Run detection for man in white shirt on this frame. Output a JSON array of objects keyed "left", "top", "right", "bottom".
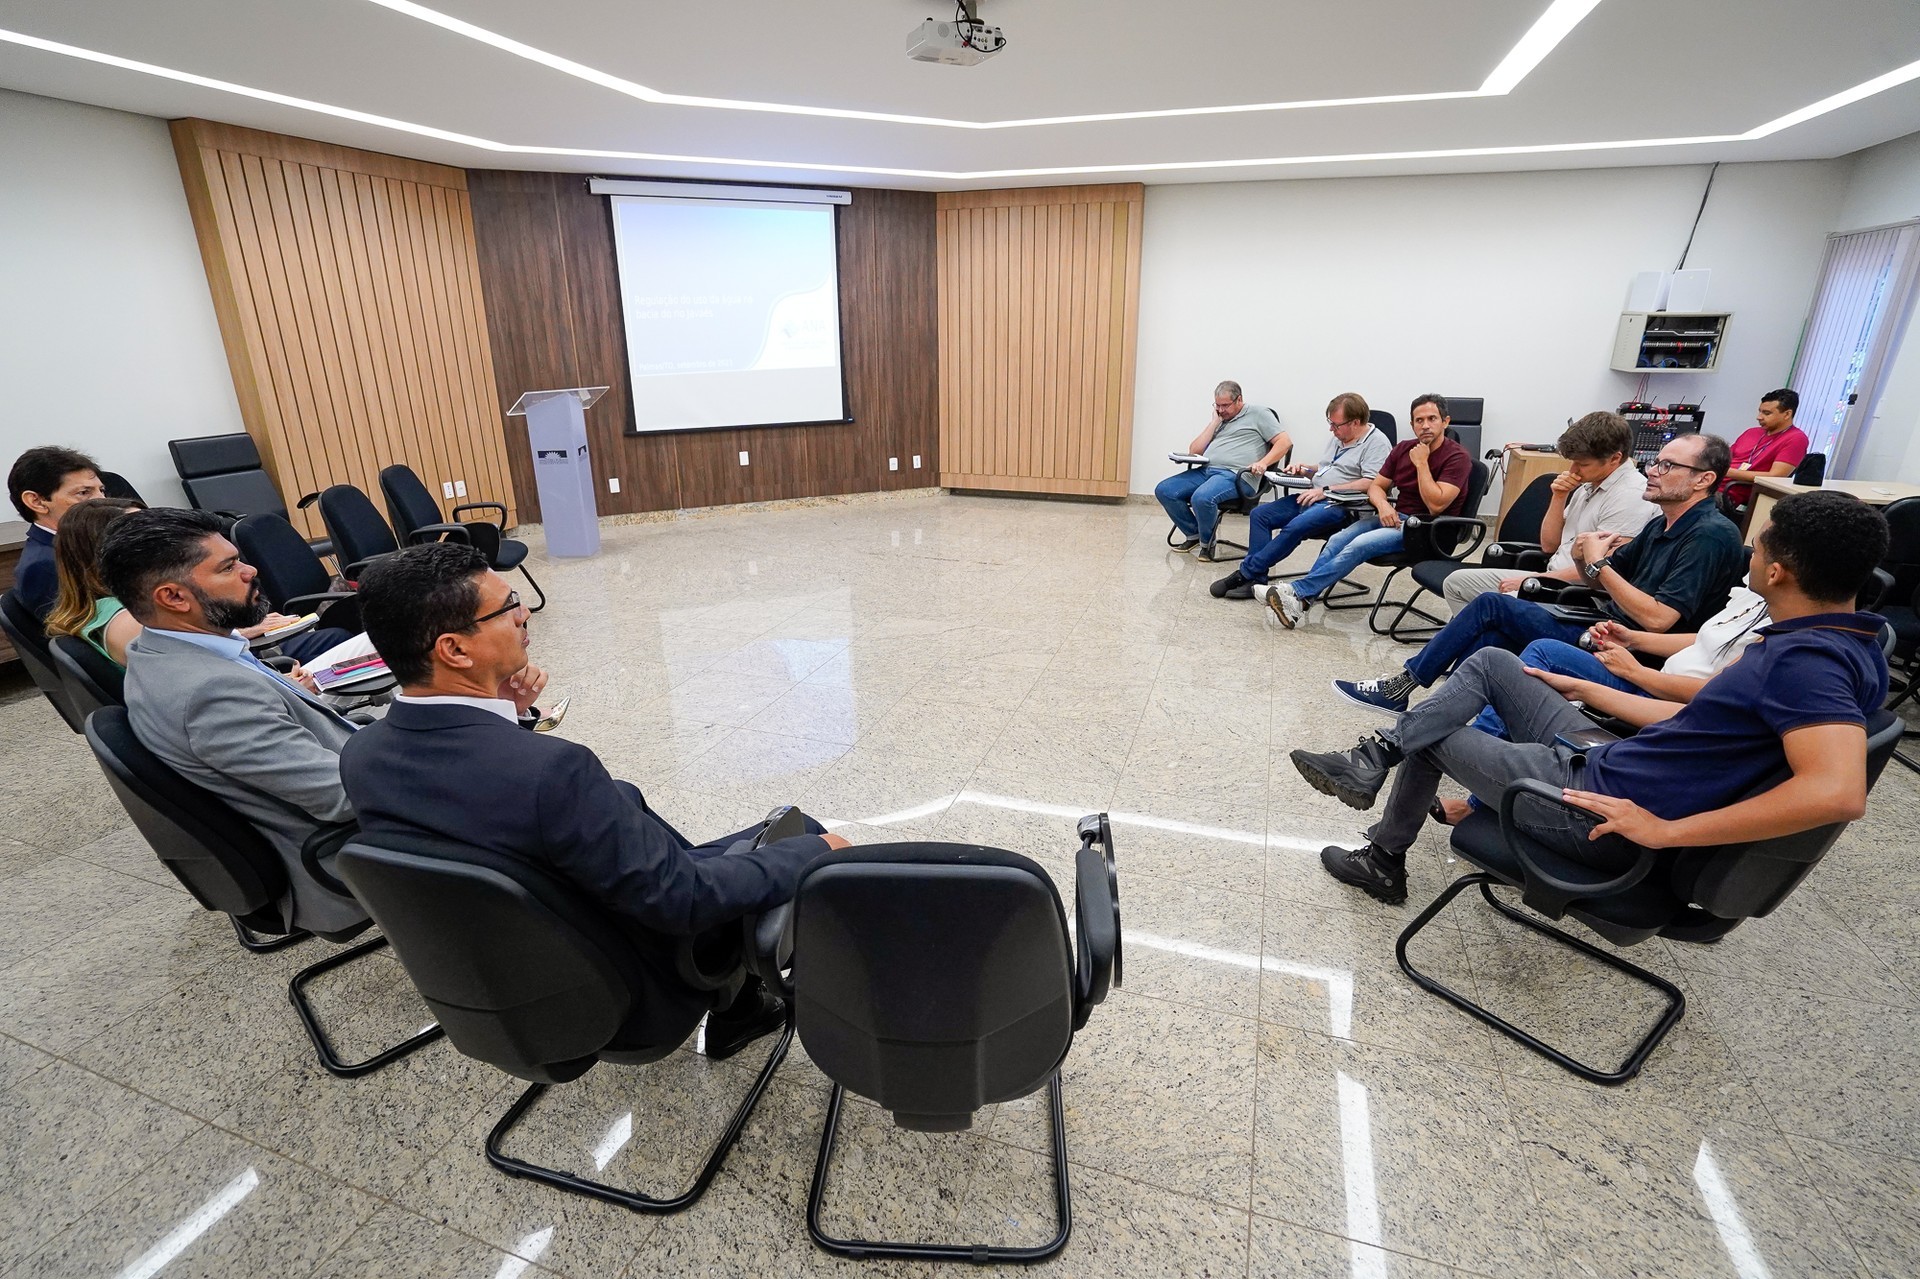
[{"left": 1443, "top": 411, "right": 1659, "bottom": 613}]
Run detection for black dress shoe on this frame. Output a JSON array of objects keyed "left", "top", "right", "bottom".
[
  {"left": 1290, "top": 733, "right": 1403, "bottom": 811},
  {"left": 1196, "top": 542, "right": 1221, "bottom": 562},
  {"left": 1319, "top": 843, "right": 1408, "bottom": 905},
  {"left": 1209, "top": 570, "right": 1250, "bottom": 598},
  {"left": 1222, "top": 580, "right": 1257, "bottom": 600},
  {"left": 704, "top": 988, "right": 788, "bottom": 1060}
]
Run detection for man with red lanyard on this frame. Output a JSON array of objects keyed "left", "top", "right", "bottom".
[{"left": 1722, "top": 389, "right": 1810, "bottom": 511}]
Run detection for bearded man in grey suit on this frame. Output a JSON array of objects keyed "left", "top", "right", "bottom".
[{"left": 99, "top": 508, "right": 547, "bottom": 935}]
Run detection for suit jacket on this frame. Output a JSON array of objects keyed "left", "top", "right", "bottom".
[
  {"left": 124, "top": 628, "right": 365, "bottom": 934},
  {"left": 16, "top": 524, "right": 56, "bottom": 618},
  {"left": 340, "top": 700, "right": 830, "bottom": 939}
]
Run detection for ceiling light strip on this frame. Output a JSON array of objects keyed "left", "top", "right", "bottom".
[
  {"left": 361, "top": 0, "right": 1584, "bottom": 130},
  {"left": 1, "top": 27, "right": 1914, "bottom": 182}
]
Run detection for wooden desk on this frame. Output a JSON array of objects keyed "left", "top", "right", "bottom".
[
  {"left": 1496, "top": 449, "right": 1565, "bottom": 526},
  {"left": 1745, "top": 477, "right": 1920, "bottom": 546},
  {"left": 0, "top": 521, "right": 28, "bottom": 666}
]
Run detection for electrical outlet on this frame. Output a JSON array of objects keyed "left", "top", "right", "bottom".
[
  {"left": 889, "top": 457, "right": 899, "bottom": 471},
  {"left": 912, "top": 455, "right": 922, "bottom": 469},
  {"left": 454, "top": 480, "right": 467, "bottom": 497},
  {"left": 441, "top": 481, "right": 455, "bottom": 500},
  {"left": 608, "top": 477, "right": 621, "bottom": 493},
  {"left": 739, "top": 450, "right": 750, "bottom": 466}
]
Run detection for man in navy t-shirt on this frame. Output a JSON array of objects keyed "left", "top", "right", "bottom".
[{"left": 1284, "top": 489, "right": 1888, "bottom": 905}]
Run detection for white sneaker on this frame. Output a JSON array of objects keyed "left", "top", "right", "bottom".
[{"left": 1264, "top": 582, "right": 1304, "bottom": 628}]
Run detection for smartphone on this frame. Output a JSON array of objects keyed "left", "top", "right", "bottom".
[{"left": 1553, "top": 726, "right": 1618, "bottom": 753}]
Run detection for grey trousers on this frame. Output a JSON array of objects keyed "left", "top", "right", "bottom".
[
  {"left": 1442, "top": 566, "right": 1513, "bottom": 614},
  {"left": 1366, "top": 648, "right": 1639, "bottom": 873}
]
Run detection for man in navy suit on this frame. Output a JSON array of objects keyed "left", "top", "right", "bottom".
[
  {"left": 340, "top": 542, "right": 847, "bottom": 1060},
  {"left": 8, "top": 445, "right": 105, "bottom": 618}
]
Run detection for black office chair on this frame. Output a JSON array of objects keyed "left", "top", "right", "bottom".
[
  {"left": 1163, "top": 452, "right": 1288, "bottom": 561},
  {"left": 0, "top": 589, "right": 82, "bottom": 732},
  {"left": 171, "top": 433, "right": 331, "bottom": 561},
  {"left": 1791, "top": 453, "right": 1827, "bottom": 487},
  {"left": 83, "top": 707, "right": 443, "bottom": 1074},
  {"left": 49, "top": 635, "right": 124, "bottom": 722},
  {"left": 334, "top": 821, "right": 797, "bottom": 1214},
  {"left": 1372, "top": 468, "right": 1554, "bottom": 642},
  {"left": 1397, "top": 710, "right": 1903, "bottom": 1085},
  {"left": 1310, "top": 458, "right": 1490, "bottom": 625},
  {"left": 296, "top": 483, "right": 412, "bottom": 582},
  {"left": 769, "top": 814, "right": 1121, "bottom": 1264},
  {"left": 380, "top": 465, "right": 545, "bottom": 611},
  {"left": 1368, "top": 409, "right": 1397, "bottom": 444},
  {"left": 99, "top": 471, "right": 145, "bottom": 504},
  {"left": 230, "top": 513, "right": 362, "bottom": 636}
]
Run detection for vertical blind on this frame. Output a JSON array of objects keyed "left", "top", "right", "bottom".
[{"left": 1788, "top": 223, "right": 1920, "bottom": 472}]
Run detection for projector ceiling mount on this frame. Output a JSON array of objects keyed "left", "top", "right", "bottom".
[{"left": 907, "top": 0, "right": 1007, "bottom": 67}]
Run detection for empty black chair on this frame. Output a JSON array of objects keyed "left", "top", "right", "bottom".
[
  {"left": 335, "top": 824, "right": 794, "bottom": 1214},
  {"left": 0, "top": 589, "right": 82, "bottom": 732},
  {"left": 1398, "top": 710, "right": 1903, "bottom": 1085},
  {"left": 83, "top": 706, "right": 442, "bottom": 1076},
  {"left": 171, "top": 432, "right": 330, "bottom": 560},
  {"left": 1791, "top": 452, "right": 1827, "bottom": 487},
  {"left": 49, "top": 635, "right": 124, "bottom": 722},
  {"left": 98, "top": 471, "right": 145, "bottom": 504},
  {"left": 777, "top": 815, "right": 1121, "bottom": 1263},
  {"left": 1369, "top": 409, "right": 1397, "bottom": 443},
  {"left": 1373, "top": 468, "right": 1554, "bottom": 642},
  {"left": 299, "top": 484, "right": 406, "bottom": 581},
  {"left": 230, "top": 513, "right": 361, "bottom": 636},
  {"left": 380, "top": 465, "right": 545, "bottom": 611}
]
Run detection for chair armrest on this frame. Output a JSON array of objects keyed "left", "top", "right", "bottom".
[
  {"left": 1425, "top": 515, "right": 1489, "bottom": 563},
  {"left": 300, "top": 820, "right": 359, "bottom": 899},
  {"left": 406, "top": 523, "right": 471, "bottom": 545},
  {"left": 1496, "top": 779, "right": 1660, "bottom": 915},
  {"left": 261, "top": 654, "right": 300, "bottom": 673},
  {"left": 740, "top": 805, "right": 809, "bottom": 995},
  {"left": 342, "top": 553, "right": 396, "bottom": 582},
  {"left": 452, "top": 501, "right": 508, "bottom": 527},
  {"left": 1072, "top": 813, "right": 1122, "bottom": 1026},
  {"left": 1483, "top": 543, "right": 1551, "bottom": 571},
  {"left": 285, "top": 590, "right": 363, "bottom": 636},
  {"left": 283, "top": 590, "right": 357, "bottom": 612}
]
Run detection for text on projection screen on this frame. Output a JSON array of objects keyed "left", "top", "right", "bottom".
[{"left": 608, "top": 196, "right": 848, "bottom": 432}]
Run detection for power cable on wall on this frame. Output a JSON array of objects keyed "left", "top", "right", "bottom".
[{"left": 1676, "top": 162, "right": 1719, "bottom": 271}]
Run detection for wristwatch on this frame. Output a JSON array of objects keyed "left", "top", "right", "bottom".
[{"left": 1583, "top": 556, "right": 1611, "bottom": 582}]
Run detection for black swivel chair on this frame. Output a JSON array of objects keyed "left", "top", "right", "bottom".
[
  {"left": 83, "top": 707, "right": 445, "bottom": 1076},
  {"left": 1164, "top": 453, "right": 1288, "bottom": 561},
  {"left": 1372, "top": 469, "right": 1556, "bottom": 642},
  {"left": 1398, "top": 710, "right": 1903, "bottom": 1085},
  {"left": 171, "top": 432, "right": 331, "bottom": 560},
  {"left": 380, "top": 465, "right": 545, "bottom": 611},
  {"left": 230, "top": 513, "right": 362, "bottom": 636},
  {"left": 334, "top": 820, "right": 800, "bottom": 1214},
  {"left": 772, "top": 814, "right": 1122, "bottom": 1263},
  {"left": 0, "top": 589, "right": 82, "bottom": 732},
  {"left": 49, "top": 635, "right": 124, "bottom": 723}
]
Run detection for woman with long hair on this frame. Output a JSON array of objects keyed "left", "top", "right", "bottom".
[{"left": 43, "top": 496, "right": 144, "bottom": 666}]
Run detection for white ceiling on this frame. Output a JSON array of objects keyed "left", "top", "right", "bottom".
[{"left": 2, "top": 0, "right": 1918, "bottom": 188}]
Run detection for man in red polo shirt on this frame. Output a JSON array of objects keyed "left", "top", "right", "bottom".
[{"left": 1722, "top": 389, "right": 1810, "bottom": 510}]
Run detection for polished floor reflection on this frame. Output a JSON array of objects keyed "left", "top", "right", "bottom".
[{"left": 2, "top": 491, "right": 1917, "bottom": 1277}]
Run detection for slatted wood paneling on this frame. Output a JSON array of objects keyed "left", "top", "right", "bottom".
[
  {"left": 937, "top": 185, "right": 1143, "bottom": 497},
  {"left": 171, "top": 120, "right": 516, "bottom": 538},
  {"left": 466, "top": 174, "right": 937, "bottom": 521}
]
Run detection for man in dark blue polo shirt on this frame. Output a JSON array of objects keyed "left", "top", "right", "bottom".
[
  {"left": 7, "top": 446, "right": 105, "bottom": 619},
  {"left": 1287, "top": 489, "right": 1888, "bottom": 904},
  {"left": 1332, "top": 432, "right": 1746, "bottom": 715}
]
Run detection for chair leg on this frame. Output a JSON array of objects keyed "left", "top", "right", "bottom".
[
  {"left": 232, "top": 916, "right": 310, "bottom": 953},
  {"left": 807, "top": 1070, "right": 1071, "bottom": 1264},
  {"left": 288, "top": 935, "right": 448, "bottom": 1078},
  {"left": 517, "top": 563, "right": 547, "bottom": 613},
  {"left": 1373, "top": 583, "right": 1451, "bottom": 643},
  {"left": 487, "top": 1020, "right": 793, "bottom": 1213},
  {"left": 1395, "top": 873, "right": 1686, "bottom": 1086}
]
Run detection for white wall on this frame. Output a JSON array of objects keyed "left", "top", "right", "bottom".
[
  {"left": 0, "top": 89, "right": 242, "bottom": 510},
  {"left": 1130, "top": 160, "right": 1851, "bottom": 499},
  {"left": 1834, "top": 130, "right": 1920, "bottom": 233}
]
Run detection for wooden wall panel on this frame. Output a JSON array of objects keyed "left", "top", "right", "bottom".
[
  {"left": 936, "top": 185, "right": 1142, "bottom": 497},
  {"left": 467, "top": 175, "right": 937, "bottom": 522},
  {"left": 171, "top": 120, "right": 516, "bottom": 538}
]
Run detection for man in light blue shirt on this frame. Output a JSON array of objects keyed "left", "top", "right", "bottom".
[{"left": 1155, "top": 381, "right": 1292, "bottom": 561}]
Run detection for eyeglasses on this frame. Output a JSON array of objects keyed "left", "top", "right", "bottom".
[
  {"left": 1326, "top": 418, "right": 1351, "bottom": 429},
  {"left": 1645, "top": 459, "right": 1708, "bottom": 476},
  {"left": 467, "top": 590, "right": 522, "bottom": 629}
]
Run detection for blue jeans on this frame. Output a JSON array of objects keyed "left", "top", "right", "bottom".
[
  {"left": 1242, "top": 497, "right": 1353, "bottom": 580},
  {"left": 1404, "top": 591, "right": 1587, "bottom": 687},
  {"left": 1469, "top": 638, "right": 1641, "bottom": 737},
  {"left": 1156, "top": 467, "right": 1252, "bottom": 542},
  {"left": 1292, "top": 516, "right": 1404, "bottom": 601}
]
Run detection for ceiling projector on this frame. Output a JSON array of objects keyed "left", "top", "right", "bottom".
[{"left": 908, "top": 2, "right": 1006, "bottom": 66}]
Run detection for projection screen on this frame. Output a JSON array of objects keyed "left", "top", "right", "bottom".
[{"left": 604, "top": 192, "right": 849, "bottom": 433}]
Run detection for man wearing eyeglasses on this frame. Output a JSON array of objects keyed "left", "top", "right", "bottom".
[
  {"left": 340, "top": 543, "right": 849, "bottom": 1062},
  {"left": 1331, "top": 433, "right": 1747, "bottom": 715}
]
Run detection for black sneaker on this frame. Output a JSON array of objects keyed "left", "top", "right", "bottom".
[
  {"left": 1209, "top": 570, "right": 1251, "bottom": 599},
  {"left": 704, "top": 988, "right": 789, "bottom": 1060},
  {"left": 1196, "top": 542, "right": 1222, "bottom": 562},
  {"left": 1319, "top": 843, "right": 1408, "bottom": 905},
  {"left": 1290, "top": 732, "right": 1403, "bottom": 810},
  {"left": 1171, "top": 535, "right": 1201, "bottom": 553}
]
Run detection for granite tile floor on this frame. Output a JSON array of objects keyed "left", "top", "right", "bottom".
[{"left": 2, "top": 490, "right": 1918, "bottom": 1277}]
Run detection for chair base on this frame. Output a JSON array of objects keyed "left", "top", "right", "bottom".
[
  {"left": 807, "top": 1071, "right": 1071, "bottom": 1264},
  {"left": 288, "top": 935, "right": 447, "bottom": 1078},
  {"left": 486, "top": 1020, "right": 792, "bottom": 1213},
  {"left": 1301, "top": 576, "right": 1372, "bottom": 609},
  {"left": 1396, "top": 873, "right": 1686, "bottom": 1086},
  {"left": 232, "top": 917, "right": 310, "bottom": 953},
  {"left": 1368, "top": 578, "right": 1450, "bottom": 643}
]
